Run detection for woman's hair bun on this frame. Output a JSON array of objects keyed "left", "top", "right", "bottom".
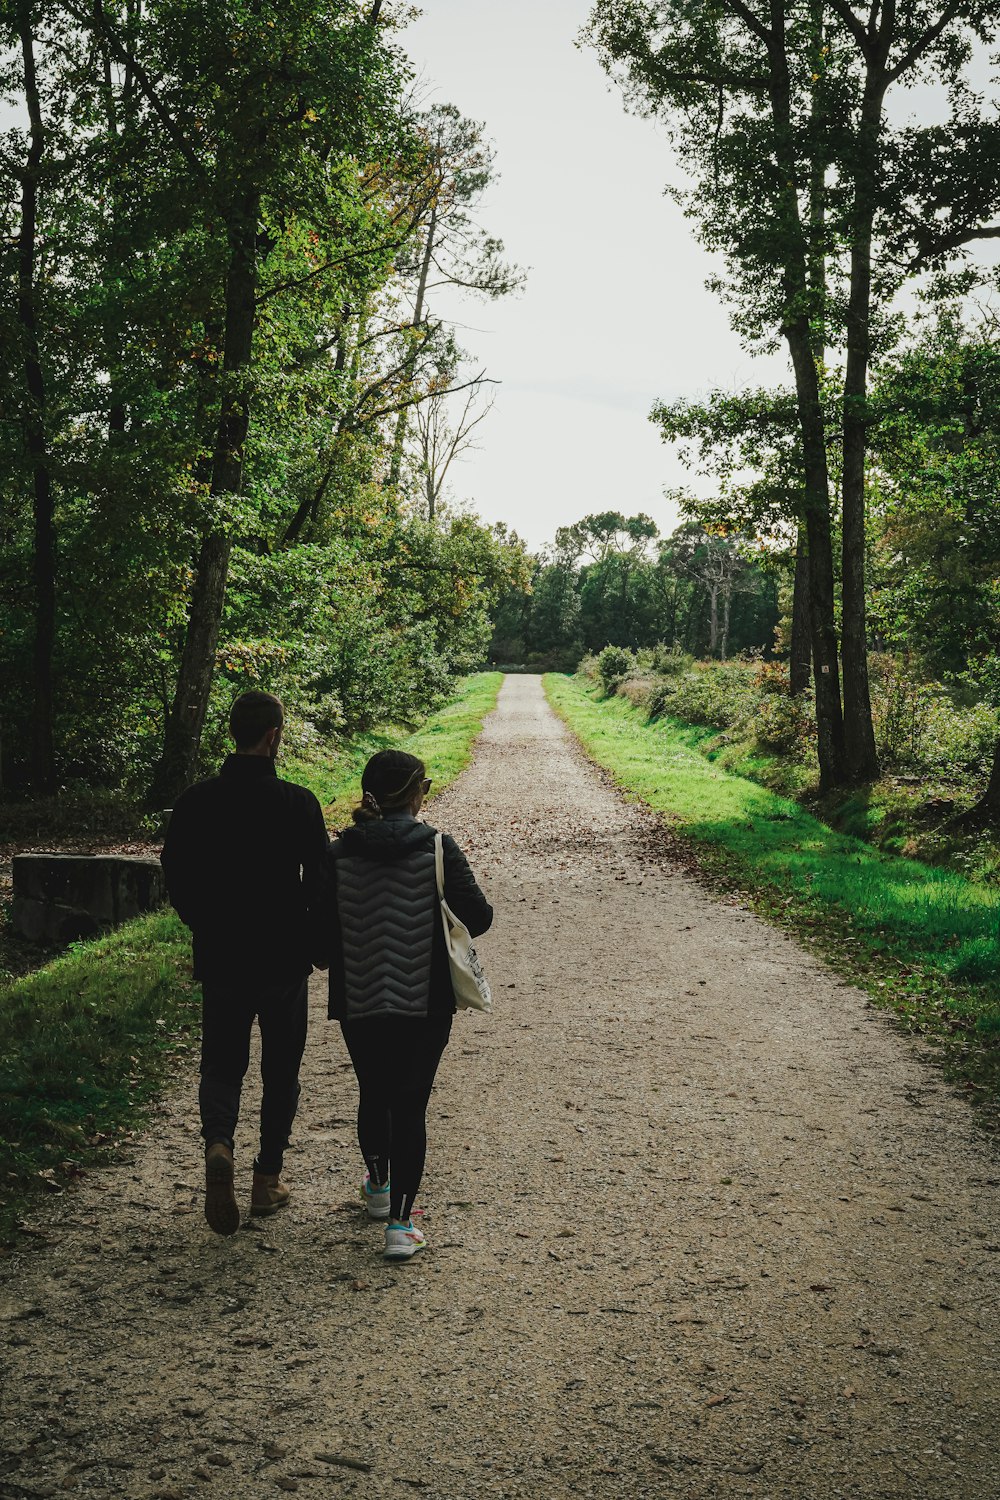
[{"left": 351, "top": 748, "right": 426, "bottom": 825}]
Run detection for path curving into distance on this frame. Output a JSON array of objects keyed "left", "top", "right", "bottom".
[{"left": 2, "top": 674, "right": 999, "bottom": 1499}]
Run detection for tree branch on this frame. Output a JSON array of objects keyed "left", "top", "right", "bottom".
[
  {"left": 719, "top": 0, "right": 773, "bottom": 45},
  {"left": 908, "top": 220, "right": 1000, "bottom": 270},
  {"left": 649, "top": 64, "right": 770, "bottom": 93},
  {"left": 886, "top": 0, "right": 965, "bottom": 83},
  {"left": 825, "top": 0, "right": 874, "bottom": 52},
  {"left": 257, "top": 232, "right": 414, "bottom": 304},
  {"left": 56, "top": 0, "right": 205, "bottom": 176},
  {"left": 353, "top": 373, "right": 498, "bottom": 430}
]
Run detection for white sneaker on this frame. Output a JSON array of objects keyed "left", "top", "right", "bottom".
[
  {"left": 361, "top": 1172, "right": 390, "bottom": 1221},
  {"left": 384, "top": 1219, "right": 426, "bottom": 1260}
]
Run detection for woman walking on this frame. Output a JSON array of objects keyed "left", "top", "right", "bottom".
[{"left": 325, "top": 749, "right": 493, "bottom": 1259}]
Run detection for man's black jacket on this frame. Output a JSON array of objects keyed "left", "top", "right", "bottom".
[{"left": 160, "top": 754, "right": 329, "bottom": 987}]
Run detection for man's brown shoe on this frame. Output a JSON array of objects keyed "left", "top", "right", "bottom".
[
  {"left": 204, "top": 1142, "right": 240, "bottom": 1236},
  {"left": 251, "top": 1171, "right": 290, "bottom": 1216}
]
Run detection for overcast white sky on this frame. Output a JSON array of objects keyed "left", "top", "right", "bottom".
[
  {"left": 401, "top": 4, "right": 1000, "bottom": 551},
  {"left": 400, "top": 0, "right": 789, "bottom": 550}
]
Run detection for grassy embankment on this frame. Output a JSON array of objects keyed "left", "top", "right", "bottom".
[
  {"left": 546, "top": 672, "right": 1000, "bottom": 1114},
  {"left": 0, "top": 672, "right": 503, "bottom": 1241}
]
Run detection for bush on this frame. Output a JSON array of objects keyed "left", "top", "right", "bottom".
[
  {"left": 618, "top": 674, "right": 658, "bottom": 709},
  {"left": 870, "top": 655, "right": 937, "bottom": 768},
  {"left": 870, "top": 655, "right": 1000, "bottom": 776},
  {"left": 596, "top": 645, "right": 634, "bottom": 696},
  {"left": 754, "top": 690, "right": 816, "bottom": 756},
  {"left": 660, "top": 661, "right": 759, "bottom": 731},
  {"left": 650, "top": 644, "right": 695, "bottom": 677}
]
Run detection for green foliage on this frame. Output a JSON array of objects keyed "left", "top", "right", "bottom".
[
  {"left": 867, "top": 321, "right": 1000, "bottom": 682},
  {"left": 0, "top": 2, "right": 525, "bottom": 798},
  {"left": 596, "top": 645, "right": 634, "bottom": 696},
  {"left": 643, "top": 659, "right": 760, "bottom": 732},
  {"left": 868, "top": 656, "right": 1000, "bottom": 780},
  {"left": 647, "top": 644, "right": 694, "bottom": 677},
  {"left": 547, "top": 672, "right": 1000, "bottom": 1110}
]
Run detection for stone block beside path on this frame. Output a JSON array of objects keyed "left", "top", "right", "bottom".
[{"left": 12, "top": 853, "right": 166, "bottom": 945}]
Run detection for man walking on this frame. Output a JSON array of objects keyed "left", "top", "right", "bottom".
[{"left": 161, "top": 691, "right": 329, "bottom": 1235}]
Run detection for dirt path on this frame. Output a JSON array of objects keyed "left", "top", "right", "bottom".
[{"left": 2, "top": 674, "right": 999, "bottom": 1500}]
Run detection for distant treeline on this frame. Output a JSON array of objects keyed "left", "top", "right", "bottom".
[{"left": 489, "top": 513, "right": 780, "bottom": 671}]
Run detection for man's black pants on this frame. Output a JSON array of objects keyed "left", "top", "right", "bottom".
[{"left": 199, "top": 976, "right": 309, "bottom": 1175}]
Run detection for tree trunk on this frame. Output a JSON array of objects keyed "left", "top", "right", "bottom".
[
  {"left": 792, "top": 7, "right": 821, "bottom": 702},
  {"left": 95, "top": 0, "right": 129, "bottom": 441},
  {"left": 707, "top": 583, "right": 719, "bottom": 656},
  {"left": 148, "top": 189, "right": 259, "bottom": 805},
  {"left": 789, "top": 527, "right": 811, "bottom": 693},
  {"left": 840, "top": 76, "right": 884, "bottom": 784},
  {"left": 768, "top": 25, "right": 844, "bottom": 789},
  {"left": 388, "top": 200, "right": 437, "bottom": 490},
  {"left": 954, "top": 736, "right": 1000, "bottom": 828},
  {"left": 785, "top": 322, "right": 845, "bottom": 790},
  {"left": 17, "top": 4, "right": 56, "bottom": 793},
  {"left": 682, "top": 585, "right": 702, "bottom": 652},
  {"left": 720, "top": 582, "right": 733, "bottom": 661}
]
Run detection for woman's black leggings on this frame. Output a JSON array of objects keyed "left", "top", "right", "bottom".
[{"left": 340, "top": 1014, "right": 453, "bottom": 1222}]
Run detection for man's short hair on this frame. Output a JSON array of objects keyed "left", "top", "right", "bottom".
[{"left": 229, "top": 691, "right": 284, "bottom": 750}]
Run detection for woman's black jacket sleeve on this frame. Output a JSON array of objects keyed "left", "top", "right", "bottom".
[{"left": 441, "top": 832, "right": 493, "bottom": 938}]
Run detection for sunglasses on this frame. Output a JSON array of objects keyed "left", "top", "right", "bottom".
[{"left": 421, "top": 778, "right": 432, "bottom": 793}]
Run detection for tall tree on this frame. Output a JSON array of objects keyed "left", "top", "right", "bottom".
[
  {"left": 75, "top": 0, "right": 412, "bottom": 803},
  {"left": 654, "top": 387, "right": 810, "bottom": 678},
  {"left": 8, "top": 2, "right": 56, "bottom": 790},
  {"left": 385, "top": 104, "right": 521, "bottom": 491},
  {"left": 585, "top": 0, "right": 1000, "bottom": 788},
  {"left": 408, "top": 378, "right": 495, "bottom": 520},
  {"left": 670, "top": 522, "right": 750, "bottom": 658}
]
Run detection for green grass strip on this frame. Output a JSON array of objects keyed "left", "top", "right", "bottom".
[
  {"left": 282, "top": 671, "right": 503, "bottom": 826},
  {"left": 546, "top": 673, "right": 1000, "bottom": 1107},
  {"left": 0, "top": 673, "right": 502, "bottom": 1239},
  {"left": 0, "top": 910, "right": 197, "bottom": 1240}
]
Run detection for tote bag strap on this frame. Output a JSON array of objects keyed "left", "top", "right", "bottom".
[{"left": 434, "top": 831, "right": 445, "bottom": 899}]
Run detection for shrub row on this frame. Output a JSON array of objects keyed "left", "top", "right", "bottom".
[{"left": 584, "top": 647, "right": 1000, "bottom": 786}]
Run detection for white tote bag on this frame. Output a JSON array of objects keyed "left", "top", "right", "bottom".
[{"left": 434, "top": 833, "right": 492, "bottom": 1013}]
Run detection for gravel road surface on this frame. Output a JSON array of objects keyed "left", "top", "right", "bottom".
[{"left": 2, "top": 674, "right": 999, "bottom": 1500}]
